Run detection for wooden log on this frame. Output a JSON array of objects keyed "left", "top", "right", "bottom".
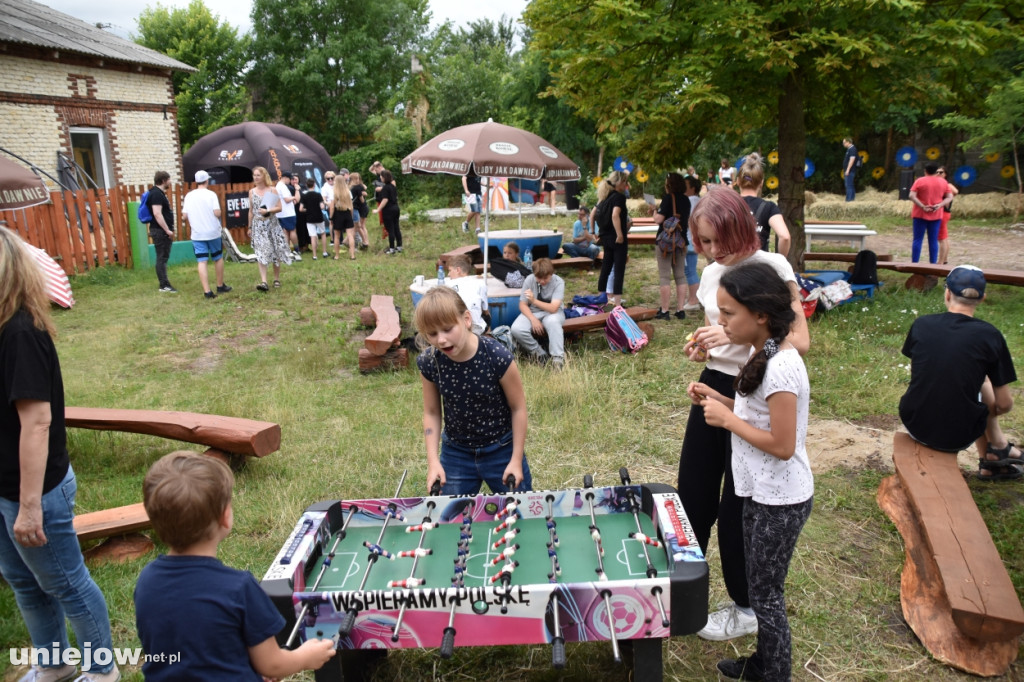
[
  {"left": 804, "top": 251, "right": 894, "bottom": 263},
  {"left": 82, "top": 534, "right": 154, "bottom": 565},
  {"left": 890, "top": 432, "right": 1024, "bottom": 642},
  {"left": 358, "top": 347, "right": 409, "bottom": 373},
  {"left": 364, "top": 294, "right": 401, "bottom": 356},
  {"left": 65, "top": 407, "right": 281, "bottom": 457},
  {"left": 877, "top": 474, "right": 1019, "bottom": 676},
  {"left": 562, "top": 307, "right": 658, "bottom": 335},
  {"left": 877, "top": 262, "right": 1024, "bottom": 288},
  {"left": 359, "top": 306, "right": 376, "bottom": 327},
  {"left": 74, "top": 503, "right": 151, "bottom": 541},
  {"left": 637, "top": 322, "right": 655, "bottom": 341}
]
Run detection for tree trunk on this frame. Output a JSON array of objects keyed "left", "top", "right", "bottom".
[{"left": 777, "top": 71, "right": 807, "bottom": 271}]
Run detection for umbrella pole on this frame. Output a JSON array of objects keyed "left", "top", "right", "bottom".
[
  {"left": 483, "top": 177, "right": 490, "bottom": 281},
  {"left": 517, "top": 179, "right": 523, "bottom": 233}
]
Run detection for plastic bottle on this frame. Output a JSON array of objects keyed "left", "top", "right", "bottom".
[
  {"left": 523, "top": 247, "right": 533, "bottom": 269},
  {"left": 437, "top": 263, "right": 446, "bottom": 287}
]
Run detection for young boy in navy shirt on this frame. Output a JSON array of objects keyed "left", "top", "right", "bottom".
[{"left": 134, "top": 451, "right": 335, "bottom": 680}]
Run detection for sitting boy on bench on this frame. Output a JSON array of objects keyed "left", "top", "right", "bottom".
[
  {"left": 898, "top": 265, "right": 1021, "bottom": 480},
  {"left": 511, "top": 258, "right": 565, "bottom": 370},
  {"left": 445, "top": 254, "right": 489, "bottom": 335}
]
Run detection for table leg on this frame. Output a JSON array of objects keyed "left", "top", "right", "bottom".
[{"left": 621, "top": 638, "right": 663, "bottom": 682}]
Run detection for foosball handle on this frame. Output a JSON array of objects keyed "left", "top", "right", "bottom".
[
  {"left": 583, "top": 473, "right": 594, "bottom": 488},
  {"left": 505, "top": 474, "right": 517, "bottom": 491},
  {"left": 339, "top": 609, "right": 356, "bottom": 636},
  {"left": 551, "top": 636, "right": 566, "bottom": 669},
  {"left": 440, "top": 627, "right": 456, "bottom": 659},
  {"left": 619, "top": 467, "right": 631, "bottom": 485},
  {"left": 430, "top": 479, "right": 442, "bottom": 496}
]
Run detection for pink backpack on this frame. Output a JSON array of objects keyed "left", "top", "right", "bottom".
[{"left": 605, "top": 306, "right": 648, "bottom": 353}]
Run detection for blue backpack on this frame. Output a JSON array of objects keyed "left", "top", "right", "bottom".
[{"left": 137, "top": 190, "right": 153, "bottom": 223}]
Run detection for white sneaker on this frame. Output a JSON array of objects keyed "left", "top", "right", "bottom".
[
  {"left": 18, "top": 665, "right": 77, "bottom": 682},
  {"left": 683, "top": 302, "right": 703, "bottom": 312},
  {"left": 462, "top": 221, "right": 469, "bottom": 233},
  {"left": 73, "top": 669, "right": 120, "bottom": 682},
  {"left": 696, "top": 602, "right": 757, "bottom": 641}
]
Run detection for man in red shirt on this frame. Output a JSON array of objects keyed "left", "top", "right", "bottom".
[{"left": 908, "top": 163, "right": 952, "bottom": 263}]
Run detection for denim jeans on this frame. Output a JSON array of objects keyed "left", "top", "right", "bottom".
[
  {"left": 150, "top": 228, "right": 172, "bottom": 288},
  {"left": 844, "top": 171, "right": 856, "bottom": 201},
  {"left": 0, "top": 467, "right": 115, "bottom": 673},
  {"left": 911, "top": 217, "right": 941, "bottom": 263},
  {"left": 440, "top": 431, "right": 532, "bottom": 495},
  {"left": 562, "top": 242, "right": 600, "bottom": 259}
]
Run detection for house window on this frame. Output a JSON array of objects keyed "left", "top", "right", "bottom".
[{"left": 70, "top": 128, "right": 112, "bottom": 188}]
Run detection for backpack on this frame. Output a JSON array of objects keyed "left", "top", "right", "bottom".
[
  {"left": 655, "top": 194, "right": 687, "bottom": 263},
  {"left": 751, "top": 198, "right": 775, "bottom": 252},
  {"left": 490, "top": 325, "right": 516, "bottom": 355},
  {"left": 854, "top": 150, "right": 864, "bottom": 169},
  {"left": 605, "top": 305, "right": 648, "bottom": 354},
  {"left": 487, "top": 257, "right": 530, "bottom": 283},
  {"left": 850, "top": 249, "right": 879, "bottom": 285},
  {"left": 137, "top": 190, "right": 153, "bottom": 223}
]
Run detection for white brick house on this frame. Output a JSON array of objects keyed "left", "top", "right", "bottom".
[{"left": 0, "top": 0, "right": 195, "bottom": 188}]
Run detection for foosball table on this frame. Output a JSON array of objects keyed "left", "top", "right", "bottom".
[{"left": 261, "top": 470, "right": 708, "bottom": 681}]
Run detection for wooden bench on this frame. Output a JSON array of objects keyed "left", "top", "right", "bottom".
[
  {"left": 875, "top": 262, "right": 1024, "bottom": 288},
  {"left": 804, "top": 222, "right": 877, "bottom": 252},
  {"left": 66, "top": 407, "right": 282, "bottom": 561},
  {"left": 358, "top": 294, "right": 408, "bottom": 372},
  {"left": 473, "top": 257, "right": 595, "bottom": 274},
  {"left": 66, "top": 407, "right": 282, "bottom": 459},
  {"left": 877, "top": 433, "right": 1024, "bottom": 676},
  {"left": 804, "top": 251, "right": 893, "bottom": 263},
  {"left": 562, "top": 306, "right": 658, "bottom": 335}
]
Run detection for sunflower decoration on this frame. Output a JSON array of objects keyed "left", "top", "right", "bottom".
[
  {"left": 985, "top": 152, "right": 1001, "bottom": 163},
  {"left": 765, "top": 176, "right": 779, "bottom": 190},
  {"left": 871, "top": 166, "right": 885, "bottom": 180},
  {"left": 767, "top": 151, "right": 779, "bottom": 165},
  {"left": 925, "top": 147, "right": 940, "bottom": 160},
  {"left": 1001, "top": 165, "right": 1015, "bottom": 179},
  {"left": 858, "top": 150, "right": 869, "bottom": 166},
  {"left": 636, "top": 169, "right": 649, "bottom": 183},
  {"left": 592, "top": 176, "right": 603, "bottom": 187}
]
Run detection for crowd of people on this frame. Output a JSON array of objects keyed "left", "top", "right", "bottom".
[{"left": 3, "top": 141, "right": 1015, "bottom": 681}]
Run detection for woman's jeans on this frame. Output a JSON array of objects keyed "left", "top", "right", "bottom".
[{"left": 0, "top": 467, "right": 115, "bottom": 672}]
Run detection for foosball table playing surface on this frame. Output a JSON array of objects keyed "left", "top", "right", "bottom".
[{"left": 261, "top": 473, "right": 708, "bottom": 681}]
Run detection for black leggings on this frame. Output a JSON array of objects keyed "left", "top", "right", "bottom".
[
  {"left": 745, "top": 497, "right": 812, "bottom": 681},
  {"left": 383, "top": 210, "right": 401, "bottom": 248},
  {"left": 677, "top": 367, "right": 749, "bottom": 608},
  {"left": 597, "top": 236, "right": 628, "bottom": 295}
]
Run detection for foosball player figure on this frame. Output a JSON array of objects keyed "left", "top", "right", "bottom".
[
  {"left": 134, "top": 451, "right": 336, "bottom": 680},
  {"left": 415, "top": 286, "right": 532, "bottom": 495}
]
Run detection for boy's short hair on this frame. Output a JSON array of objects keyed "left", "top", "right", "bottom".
[
  {"left": 447, "top": 254, "right": 473, "bottom": 276},
  {"left": 306, "top": 178, "right": 316, "bottom": 188},
  {"left": 532, "top": 257, "right": 554, "bottom": 279},
  {"left": 143, "top": 451, "right": 234, "bottom": 551}
]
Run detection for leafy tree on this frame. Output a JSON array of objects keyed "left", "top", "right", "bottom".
[
  {"left": 525, "top": 0, "right": 1020, "bottom": 266},
  {"left": 135, "top": 0, "right": 251, "bottom": 151},
  {"left": 248, "top": 0, "right": 429, "bottom": 153}
]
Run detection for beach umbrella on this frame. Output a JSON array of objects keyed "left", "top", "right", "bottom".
[
  {"left": 401, "top": 119, "right": 580, "bottom": 277},
  {"left": 0, "top": 157, "right": 49, "bottom": 211}
]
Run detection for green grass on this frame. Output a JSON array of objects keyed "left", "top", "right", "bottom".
[{"left": 2, "top": 211, "right": 1023, "bottom": 681}]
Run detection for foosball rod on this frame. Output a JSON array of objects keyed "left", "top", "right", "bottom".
[
  {"left": 621, "top": 468, "right": 670, "bottom": 627},
  {"left": 582, "top": 476, "right": 607, "bottom": 579},
  {"left": 440, "top": 501, "right": 475, "bottom": 659},
  {"left": 285, "top": 504, "right": 359, "bottom": 647},
  {"left": 601, "top": 589, "right": 622, "bottom": 663},
  {"left": 551, "top": 595, "right": 566, "bottom": 669},
  {"left": 391, "top": 500, "right": 437, "bottom": 642},
  {"left": 341, "top": 471, "right": 409, "bottom": 634},
  {"left": 624, "top": 486, "right": 658, "bottom": 578}
]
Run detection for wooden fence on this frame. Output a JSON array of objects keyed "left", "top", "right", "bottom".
[{"left": 6, "top": 183, "right": 255, "bottom": 276}]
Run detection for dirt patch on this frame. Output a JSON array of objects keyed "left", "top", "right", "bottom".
[{"left": 865, "top": 223, "right": 1024, "bottom": 271}]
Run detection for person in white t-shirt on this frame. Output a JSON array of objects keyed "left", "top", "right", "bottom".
[
  {"left": 276, "top": 172, "right": 300, "bottom": 258},
  {"left": 678, "top": 187, "right": 809, "bottom": 645},
  {"left": 445, "top": 255, "right": 488, "bottom": 335},
  {"left": 182, "top": 170, "right": 231, "bottom": 298}
]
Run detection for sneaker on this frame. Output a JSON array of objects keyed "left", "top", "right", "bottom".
[
  {"left": 203, "top": 291, "right": 216, "bottom": 299},
  {"left": 475, "top": 227, "right": 482, "bottom": 234},
  {"left": 396, "top": 247, "right": 403, "bottom": 253},
  {"left": 716, "top": 656, "right": 764, "bottom": 681},
  {"left": 551, "top": 357, "right": 564, "bottom": 371},
  {"left": 158, "top": 286, "right": 178, "bottom": 293},
  {"left": 73, "top": 668, "right": 120, "bottom": 682},
  {"left": 462, "top": 221, "right": 469, "bottom": 233},
  {"left": 216, "top": 284, "right": 232, "bottom": 293},
  {"left": 683, "top": 302, "right": 703, "bottom": 312},
  {"left": 698, "top": 602, "right": 757, "bottom": 641},
  {"left": 292, "top": 252, "right": 302, "bottom": 261},
  {"left": 674, "top": 310, "right": 687, "bottom": 320},
  {"left": 312, "top": 255, "right": 317, "bottom": 260},
  {"left": 18, "top": 664, "right": 77, "bottom": 682},
  {"left": 654, "top": 310, "right": 671, "bottom": 320},
  {"left": 385, "top": 248, "right": 396, "bottom": 255},
  {"left": 323, "top": 252, "right": 330, "bottom": 259}
]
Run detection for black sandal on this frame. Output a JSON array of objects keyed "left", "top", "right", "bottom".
[
  {"left": 976, "top": 461, "right": 1023, "bottom": 481},
  {"left": 984, "top": 442, "right": 1024, "bottom": 466}
]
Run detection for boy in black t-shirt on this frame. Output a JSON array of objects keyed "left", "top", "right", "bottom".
[{"left": 899, "top": 265, "right": 1020, "bottom": 479}]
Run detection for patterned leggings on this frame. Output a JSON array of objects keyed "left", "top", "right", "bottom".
[{"left": 744, "top": 497, "right": 813, "bottom": 682}]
